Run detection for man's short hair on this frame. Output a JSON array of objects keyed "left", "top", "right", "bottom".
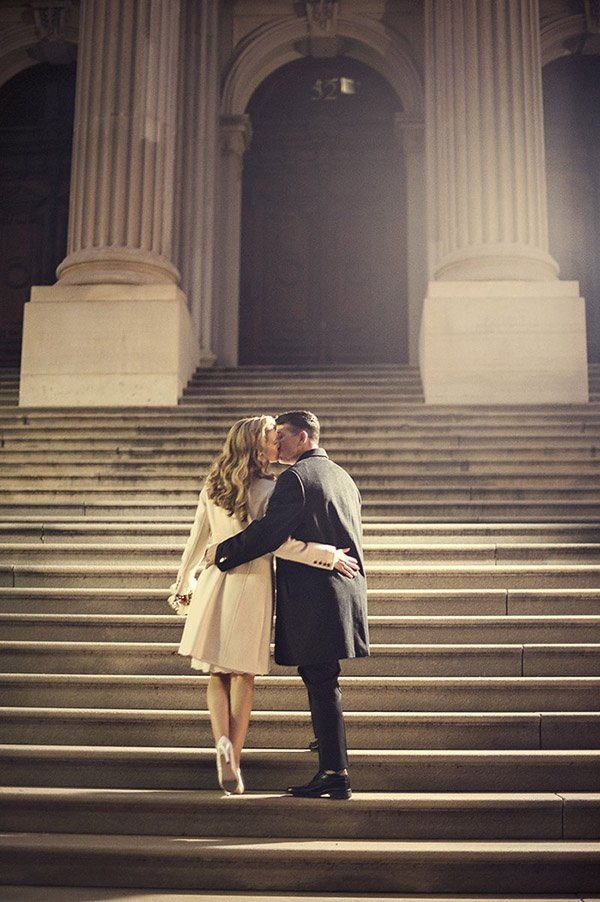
[{"left": 275, "top": 410, "right": 320, "bottom": 443}]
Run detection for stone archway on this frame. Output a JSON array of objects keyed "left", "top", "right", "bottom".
[
  {"left": 0, "top": 15, "right": 78, "bottom": 90},
  {"left": 239, "top": 55, "right": 407, "bottom": 365},
  {"left": 214, "top": 14, "right": 425, "bottom": 367},
  {"left": 540, "top": 12, "right": 587, "bottom": 67}
]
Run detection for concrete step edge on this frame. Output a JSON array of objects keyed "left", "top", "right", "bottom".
[
  {"left": 3, "top": 743, "right": 599, "bottom": 763},
  {"left": 2, "top": 612, "right": 600, "bottom": 626},
  {"left": 2, "top": 893, "right": 581, "bottom": 902},
  {"left": 1, "top": 831, "right": 599, "bottom": 854},
  {"left": 2, "top": 639, "right": 598, "bottom": 651},
  {"left": 5, "top": 705, "right": 600, "bottom": 721},
  {"left": 2, "top": 786, "right": 587, "bottom": 804},
  {"left": 2, "top": 672, "right": 600, "bottom": 687}
]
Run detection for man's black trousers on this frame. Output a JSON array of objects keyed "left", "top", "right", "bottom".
[{"left": 298, "top": 660, "right": 349, "bottom": 772}]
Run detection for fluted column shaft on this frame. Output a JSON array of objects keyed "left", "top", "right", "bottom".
[
  {"left": 395, "top": 114, "right": 427, "bottom": 366},
  {"left": 426, "top": 0, "right": 558, "bottom": 280},
  {"left": 175, "top": 0, "right": 219, "bottom": 354},
  {"left": 213, "top": 115, "right": 252, "bottom": 366},
  {"left": 57, "top": 0, "right": 181, "bottom": 284}
]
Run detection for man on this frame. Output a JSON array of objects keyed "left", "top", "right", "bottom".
[{"left": 212, "top": 410, "right": 369, "bottom": 799}]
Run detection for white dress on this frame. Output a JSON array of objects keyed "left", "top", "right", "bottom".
[{"left": 170, "top": 477, "right": 337, "bottom": 675}]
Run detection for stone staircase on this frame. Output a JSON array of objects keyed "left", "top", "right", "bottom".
[{"left": 1, "top": 364, "right": 600, "bottom": 898}]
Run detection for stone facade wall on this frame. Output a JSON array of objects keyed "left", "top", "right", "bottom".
[{"left": 0, "top": 0, "right": 595, "bottom": 403}]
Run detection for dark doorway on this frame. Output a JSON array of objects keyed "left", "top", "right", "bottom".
[
  {"left": 0, "top": 62, "right": 76, "bottom": 366},
  {"left": 543, "top": 54, "right": 600, "bottom": 362},
  {"left": 240, "top": 56, "right": 406, "bottom": 365}
]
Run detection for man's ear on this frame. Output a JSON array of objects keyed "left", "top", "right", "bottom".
[{"left": 298, "top": 429, "right": 309, "bottom": 444}]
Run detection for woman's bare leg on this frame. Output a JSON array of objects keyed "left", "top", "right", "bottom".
[
  {"left": 207, "top": 673, "right": 231, "bottom": 744},
  {"left": 207, "top": 673, "right": 240, "bottom": 792},
  {"left": 228, "top": 673, "right": 255, "bottom": 764}
]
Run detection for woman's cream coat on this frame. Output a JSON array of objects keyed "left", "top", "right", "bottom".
[{"left": 171, "top": 478, "right": 337, "bottom": 675}]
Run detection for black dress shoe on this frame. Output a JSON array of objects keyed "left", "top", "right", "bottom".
[
  {"left": 286, "top": 770, "right": 351, "bottom": 800},
  {"left": 308, "top": 737, "right": 319, "bottom": 752}
]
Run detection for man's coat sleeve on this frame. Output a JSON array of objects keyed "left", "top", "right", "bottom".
[{"left": 215, "top": 469, "right": 305, "bottom": 571}]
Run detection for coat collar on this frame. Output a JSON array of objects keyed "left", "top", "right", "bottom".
[{"left": 296, "top": 447, "right": 328, "bottom": 462}]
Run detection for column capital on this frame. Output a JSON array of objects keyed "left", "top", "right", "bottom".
[{"left": 220, "top": 115, "right": 252, "bottom": 157}]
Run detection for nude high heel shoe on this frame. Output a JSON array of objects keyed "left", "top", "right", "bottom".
[{"left": 216, "top": 735, "right": 243, "bottom": 795}]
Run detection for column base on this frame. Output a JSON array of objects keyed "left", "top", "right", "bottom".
[
  {"left": 19, "top": 284, "right": 203, "bottom": 407},
  {"left": 57, "top": 247, "right": 180, "bottom": 285},
  {"left": 419, "top": 281, "right": 589, "bottom": 404}
]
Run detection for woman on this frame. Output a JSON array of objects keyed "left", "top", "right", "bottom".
[{"left": 168, "top": 415, "right": 356, "bottom": 795}]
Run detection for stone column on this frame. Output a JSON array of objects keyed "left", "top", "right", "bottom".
[
  {"left": 420, "top": 0, "right": 588, "bottom": 403},
  {"left": 213, "top": 115, "right": 252, "bottom": 367},
  {"left": 59, "top": 0, "right": 180, "bottom": 284},
  {"left": 395, "top": 114, "right": 427, "bottom": 367},
  {"left": 174, "top": 0, "right": 219, "bottom": 366},
  {"left": 20, "top": 0, "right": 201, "bottom": 407}
]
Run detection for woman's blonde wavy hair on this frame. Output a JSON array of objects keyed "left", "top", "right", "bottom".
[{"left": 205, "top": 415, "right": 276, "bottom": 521}]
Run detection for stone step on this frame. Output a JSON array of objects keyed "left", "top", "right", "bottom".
[
  {"left": 5, "top": 478, "right": 599, "bottom": 493},
  {"left": 1, "top": 640, "right": 597, "bottom": 676},
  {"left": 0, "top": 367, "right": 571, "bottom": 387},
  {"left": 0, "top": 390, "right": 586, "bottom": 405},
  {"left": 189, "top": 378, "right": 425, "bottom": 389},
  {"left": 1, "top": 519, "right": 599, "bottom": 545},
  {"left": 2, "top": 541, "right": 600, "bottom": 566},
  {"left": 187, "top": 363, "right": 421, "bottom": 375},
  {"left": 366, "top": 615, "right": 600, "bottom": 643},
  {"left": 187, "top": 374, "right": 423, "bottom": 386},
  {"left": 0, "top": 412, "right": 494, "bottom": 434},
  {"left": 0, "top": 832, "right": 598, "bottom": 893},
  {"left": 194, "top": 387, "right": 424, "bottom": 399},
  {"left": 1, "top": 612, "right": 599, "bottom": 646},
  {"left": 5, "top": 453, "right": 600, "bottom": 471},
  {"left": 3, "top": 458, "right": 600, "bottom": 476},
  {"left": 363, "top": 564, "right": 600, "bottom": 590},
  {"left": 4, "top": 447, "right": 600, "bottom": 463},
  {"left": 183, "top": 376, "right": 425, "bottom": 387},
  {"left": 185, "top": 393, "right": 424, "bottom": 404},
  {"left": 4, "top": 407, "right": 600, "bottom": 424},
  {"left": 3, "top": 499, "right": 600, "bottom": 521},
  {"left": 4, "top": 439, "right": 600, "bottom": 460},
  {"left": 181, "top": 397, "right": 594, "bottom": 412},
  {"left": 5, "top": 706, "right": 595, "bottom": 750},
  {"left": 10, "top": 400, "right": 599, "bottom": 413},
  {"left": 2, "top": 787, "right": 596, "bottom": 841},
  {"left": 2, "top": 487, "right": 600, "bottom": 506},
  {"left": 5, "top": 408, "right": 600, "bottom": 424},
  {"left": 2, "top": 745, "right": 599, "bottom": 792},
  {"left": 1, "top": 586, "right": 599, "bottom": 616},
  {"left": 4, "top": 561, "right": 600, "bottom": 589},
  {"left": 0, "top": 586, "right": 512, "bottom": 615},
  {"left": 3, "top": 475, "right": 600, "bottom": 492},
  {"left": 367, "top": 524, "right": 600, "bottom": 544},
  {"left": 3, "top": 426, "right": 600, "bottom": 443},
  {"left": 1, "top": 439, "right": 600, "bottom": 474},
  {"left": 1, "top": 673, "right": 598, "bottom": 712},
  {"left": 0, "top": 893, "right": 591, "bottom": 902}
]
